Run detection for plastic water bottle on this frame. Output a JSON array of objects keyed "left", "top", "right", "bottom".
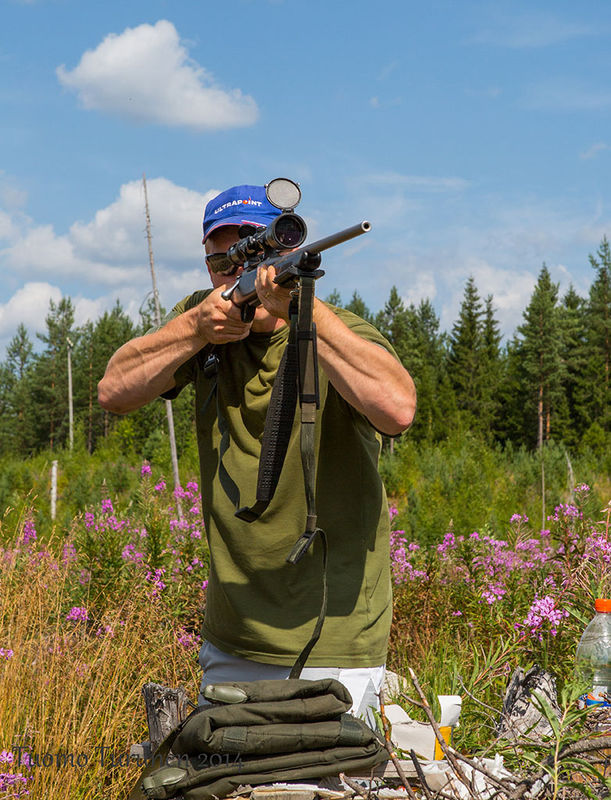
[{"left": 575, "top": 598, "right": 611, "bottom": 708}]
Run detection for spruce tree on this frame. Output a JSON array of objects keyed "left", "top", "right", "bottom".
[
  {"left": 30, "top": 298, "right": 77, "bottom": 450},
  {"left": 584, "top": 238, "right": 611, "bottom": 432},
  {"left": 375, "top": 286, "right": 409, "bottom": 363},
  {"left": 344, "top": 290, "right": 373, "bottom": 323},
  {"left": 3, "top": 324, "right": 35, "bottom": 453},
  {"left": 402, "top": 299, "right": 455, "bottom": 440},
  {"left": 557, "top": 285, "right": 588, "bottom": 445},
  {"left": 516, "top": 265, "right": 565, "bottom": 448},
  {"left": 480, "top": 295, "right": 503, "bottom": 436},
  {"left": 447, "top": 276, "right": 485, "bottom": 429},
  {"left": 324, "top": 289, "right": 342, "bottom": 307}
]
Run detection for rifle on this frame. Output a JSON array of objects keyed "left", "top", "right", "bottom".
[
  {"left": 212, "top": 181, "right": 372, "bottom": 666},
  {"left": 219, "top": 180, "right": 370, "bottom": 321}
]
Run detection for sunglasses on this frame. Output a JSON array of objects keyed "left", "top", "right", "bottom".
[{"left": 205, "top": 252, "right": 239, "bottom": 276}]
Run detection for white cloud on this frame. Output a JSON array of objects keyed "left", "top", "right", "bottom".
[
  {"left": 0, "top": 176, "right": 221, "bottom": 354},
  {"left": 0, "top": 282, "right": 62, "bottom": 343},
  {"left": 1, "top": 177, "right": 216, "bottom": 287},
  {"left": 522, "top": 80, "right": 611, "bottom": 112},
  {"left": 580, "top": 142, "right": 609, "bottom": 160},
  {"left": 468, "top": 12, "right": 597, "bottom": 48},
  {"left": 360, "top": 172, "right": 470, "bottom": 193},
  {"left": 0, "top": 172, "right": 27, "bottom": 210},
  {"left": 57, "top": 20, "right": 259, "bottom": 130}
]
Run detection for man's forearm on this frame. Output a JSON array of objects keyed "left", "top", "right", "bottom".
[
  {"left": 313, "top": 300, "right": 416, "bottom": 436},
  {"left": 97, "top": 310, "right": 204, "bottom": 414}
]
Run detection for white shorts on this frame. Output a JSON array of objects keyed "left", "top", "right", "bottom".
[{"left": 198, "top": 641, "right": 385, "bottom": 727}]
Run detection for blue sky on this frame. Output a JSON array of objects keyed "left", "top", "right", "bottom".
[{"left": 1, "top": 0, "right": 611, "bottom": 353}]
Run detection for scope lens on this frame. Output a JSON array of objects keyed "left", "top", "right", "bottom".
[{"left": 272, "top": 215, "right": 306, "bottom": 248}]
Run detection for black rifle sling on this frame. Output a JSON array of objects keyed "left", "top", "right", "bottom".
[
  {"left": 233, "top": 318, "right": 299, "bottom": 522},
  {"left": 218, "top": 278, "right": 327, "bottom": 677},
  {"left": 286, "top": 276, "right": 327, "bottom": 678}
]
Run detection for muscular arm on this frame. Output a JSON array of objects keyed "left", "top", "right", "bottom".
[
  {"left": 98, "top": 288, "right": 252, "bottom": 414},
  {"left": 312, "top": 300, "right": 416, "bottom": 435},
  {"left": 255, "top": 266, "right": 417, "bottom": 436}
]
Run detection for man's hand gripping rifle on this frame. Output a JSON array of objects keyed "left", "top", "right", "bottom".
[
  {"left": 216, "top": 181, "right": 371, "bottom": 669},
  {"left": 220, "top": 178, "right": 371, "bottom": 321}
]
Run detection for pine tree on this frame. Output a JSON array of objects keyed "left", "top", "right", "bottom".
[{"left": 516, "top": 265, "right": 565, "bottom": 448}]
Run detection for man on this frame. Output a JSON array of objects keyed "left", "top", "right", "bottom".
[{"left": 98, "top": 183, "right": 416, "bottom": 722}]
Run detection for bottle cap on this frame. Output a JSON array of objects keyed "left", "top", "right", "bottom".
[{"left": 594, "top": 598, "right": 611, "bottom": 613}]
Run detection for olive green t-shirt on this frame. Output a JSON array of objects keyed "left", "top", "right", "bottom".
[{"left": 163, "top": 291, "right": 396, "bottom": 667}]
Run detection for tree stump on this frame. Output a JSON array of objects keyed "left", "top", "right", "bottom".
[
  {"left": 496, "top": 666, "right": 561, "bottom": 742},
  {"left": 129, "top": 682, "right": 190, "bottom": 760}
]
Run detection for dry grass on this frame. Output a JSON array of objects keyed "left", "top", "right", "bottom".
[{"left": 0, "top": 529, "right": 201, "bottom": 798}]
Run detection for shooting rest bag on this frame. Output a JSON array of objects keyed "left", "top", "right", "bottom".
[{"left": 130, "top": 678, "right": 387, "bottom": 800}]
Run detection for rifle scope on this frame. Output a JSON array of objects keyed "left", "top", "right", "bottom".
[{"left": 226, "top": 212, "right": 307, "bottom": 266}]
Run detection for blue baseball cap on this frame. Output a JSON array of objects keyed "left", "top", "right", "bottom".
[{"left": 202, "top": 184, "right": 282, "bottom": 243}]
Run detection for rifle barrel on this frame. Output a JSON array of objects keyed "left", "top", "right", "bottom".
[{"left": 304, "top": 221, "right": 371, "bottom": 255}]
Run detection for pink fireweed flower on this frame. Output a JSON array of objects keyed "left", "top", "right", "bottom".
[
  {"left": 141, "top": 463, "right": 152, "bottom": 476},
  {"left": 388, "top": 504, "right": 399, "bottom": 521},
  {"left": 101, "top": 498, "right": 114, "bottom": 514},
  {"left": 437, "top": 531, "right": 457, "bottom": 555},
  {"left": 186, "top": 481, "right": 199, "bottom": 492},
  {"left": 154, "top": 480, "right": 166, "bottom": 492},
  {"left": 481, "top": 582, "right": 507, "bottom": 605},
  {"left": 176, "top": 627, "right": 202, "bottom": 649},
  {"left": 62, "top": 541, "right": 78, "bottom": 565},
  {"left": 585, "top": 533, "right": 611, "bottom": 563},
  {"left": 66, "top": 606, "right": 89, "bottom": 622},
  {"left": 121, "top": 543, "right": 145, "bottom": 564},
  {"left": 0, "top": 751, "right": 13, "bottom": 764},
  {"left": 0, "top": 648, "right": 14, "bottom": 660},
  {"left": 145, "top": 567, "right": 167, "bottom": 597},
  {"left": 84, "top": 511, "right": 95, "bottom": 528},
  {"left": 78, "top": 569, "right": 91, "bottom": 585},
  {"left": 22, "top": 518, "right": 37, "bottom": 544},
  {"left": 390, "top": 531, "right": 429, "bottom": 584},
  {"left": 548, "top": 503, "right": 582, "bottom": 522},
  {"left": 575, "top": 483, "right": 590, "bottom": 493},
  {"left": 95, "top": 625, "right": 114, "bottom": 638},
  {"left": 201, "top": 579, "right": 209, "bottom": 591},
  {"left": 517, "top": 595, "right": 569, "bottom": 641},
  {"left": 0, "top": 771, "right": 29, "bottom": 794}
]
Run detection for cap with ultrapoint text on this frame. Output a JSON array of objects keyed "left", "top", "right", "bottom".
[{"left": 202, "top": 184, "right": 281, "bottom": 244}]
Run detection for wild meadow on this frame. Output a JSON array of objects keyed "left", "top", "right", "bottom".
[{"left": 0, "top": 434, "right": 609, "bottom": 798}]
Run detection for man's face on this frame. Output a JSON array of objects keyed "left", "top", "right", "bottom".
[{"left": 204, "top": 226, "right": 242, "bottom": 289}]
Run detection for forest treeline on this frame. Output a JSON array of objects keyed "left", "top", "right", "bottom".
[{"left": 0, "top": 238, "right": 609, "bottom": 463}]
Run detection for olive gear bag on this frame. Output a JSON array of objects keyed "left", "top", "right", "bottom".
[{"left": 130, "top": 678, "right": 387, "bottom": 800}]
